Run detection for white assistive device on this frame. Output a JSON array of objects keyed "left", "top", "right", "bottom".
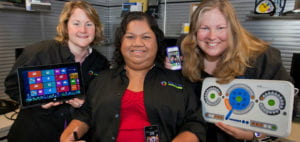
[{"left": 201, "top": 77, "right": 295, "bottom": 137}]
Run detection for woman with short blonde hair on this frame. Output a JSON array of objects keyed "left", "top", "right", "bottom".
[{"left": 55, "top": 0, "right": 103, "bottom": 46}]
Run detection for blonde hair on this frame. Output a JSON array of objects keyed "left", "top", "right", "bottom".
[
  {"left": 181, "top": 0, "right": 269, "bottom": 83},
  {"left": 55, "top": 0, "right": 103, "bottom": 46}
]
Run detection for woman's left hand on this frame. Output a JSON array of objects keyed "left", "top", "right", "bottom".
[
  {"left": 215, "top": 122, "right": 253, "bottom": 140},
  {"left": 66, "top": 98, "right": 85, "bottom": 108}
]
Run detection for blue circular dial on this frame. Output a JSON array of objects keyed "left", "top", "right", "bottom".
[{"left": 229, "top": 88, "right": 251, "bottom": 110}]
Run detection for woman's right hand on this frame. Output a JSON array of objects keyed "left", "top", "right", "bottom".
[
  {"left": 60, "top": 120, "right": 89, "bottom": 142},
  {"left": 60, "top": 131, "right": 86, "bottom": 142},
  {"left": 165, "top": 57, "right": 173, "bottom": 70}
]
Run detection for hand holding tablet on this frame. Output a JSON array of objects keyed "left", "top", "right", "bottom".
[{"left": 17, "top": 63, "right": 84, "bottom": 108}]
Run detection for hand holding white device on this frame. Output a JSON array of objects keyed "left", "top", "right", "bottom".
[{"left": 201, "top": 77, "right": 295, "bottom": 137}]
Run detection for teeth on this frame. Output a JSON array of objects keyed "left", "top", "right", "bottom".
[
  {"left": 131, "top": 50, "right": 144, "bottom": 52},
  {"left": 77, "top": 35, "right": 88, "bottom": 38},
  {"left": 208, "top": 43, "right": 217, "bottom": 47}
]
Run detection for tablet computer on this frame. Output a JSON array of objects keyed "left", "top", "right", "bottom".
[{"left": 17, "top": 62, "right": 84, "bottom": 108}]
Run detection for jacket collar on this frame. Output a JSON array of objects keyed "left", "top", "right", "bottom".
[
  {"left": 112, "top": 63, "right": 166, "bottom": 78},
  {"left": 57, "top": 41, "right": 75, "bottom": 62}
]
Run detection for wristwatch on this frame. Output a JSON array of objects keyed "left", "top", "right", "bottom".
[
  {"left": 253, "top": 132, "right": 272, "bottom": 142},
  {"left": 253, "top": 132, "right": 261, "bottom": 142}
]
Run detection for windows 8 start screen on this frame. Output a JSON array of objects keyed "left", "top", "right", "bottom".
[{"left": 21, "top": 66, "right": 81, "bottom": 103}]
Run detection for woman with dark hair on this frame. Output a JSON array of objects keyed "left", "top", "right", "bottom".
[
  {"left": 113, "top": 11, "right": 166, "bottom": 67},
  {"left": 61, "top": 12, "right": 206, "bottom": 142},
  {"left": 4, "top": 1, "right": 109, "bottom": 142}
]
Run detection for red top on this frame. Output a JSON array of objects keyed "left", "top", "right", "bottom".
[{"left": 117, "top": 89, "right": 151, "bottom": 142}]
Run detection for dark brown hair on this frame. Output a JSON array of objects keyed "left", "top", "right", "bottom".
[{"left": 113, "top": 12, "right": 166, "bottom": 67}]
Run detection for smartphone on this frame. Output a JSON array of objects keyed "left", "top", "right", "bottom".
[
  {"left": 166, "top": 46, "right": 182, "bottom": 70},
  {"left": 144, "top": 125, "right": 160, "bottom": 142}
]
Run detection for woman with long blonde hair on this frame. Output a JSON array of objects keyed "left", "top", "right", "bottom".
[{"left": 179, "top": 0, "right": 292, "bottom": 141}]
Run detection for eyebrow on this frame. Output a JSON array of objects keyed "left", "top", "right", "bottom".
[
  {"left": 69, "top": 19, "right": 93, "bottom": 23},
  {"left": 125, "top": 32, "right": 153, "bottom": 35},
  {"left": 199, "top": 24, "right": 227, "bottom": 27}
]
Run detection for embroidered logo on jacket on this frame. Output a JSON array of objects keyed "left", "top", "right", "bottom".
[
  {"left": 88, "top": 70, "right": 99, "bottom": 76},
  {"left": 160, "top": 81, "right": 183, "bottom": 89}
]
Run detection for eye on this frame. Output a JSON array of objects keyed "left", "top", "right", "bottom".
[
  {"left": 199, "top": 27, "right": 209, "bottom": 31},
  {"left": 217, "top": 26, "right": 226, "bottom": 30},
  {"left": 142, "top": 36, "right": 151, "bottom": 39},
  {"left": 124, "top": 35, "right": 134, "bottom": 39},
  {"left": 86, "top": 22, "right": 94, "bottom": 27},
  {"left": 72, "top": 22, "right": 80, "bottom": 26}
]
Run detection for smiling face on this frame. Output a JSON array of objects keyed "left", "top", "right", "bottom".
[
  {"left": 67, "top": 8, "right": 95, "bottom": 50},
  {"left": 197, "top": 8, "right": 229, "bottom": 61},
  {"left": 121, "top": 19, "right": 157, "bottom": 70}
]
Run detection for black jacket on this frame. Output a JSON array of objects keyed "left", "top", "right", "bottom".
[
  {"left": 5, "top": 40, "right": 109, "bottom": 142},
  {"left": 75, "top": 65, "right": 207, "bottom": 142}
]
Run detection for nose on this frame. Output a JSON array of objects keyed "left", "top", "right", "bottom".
[
  {"left": 133, "top": 37, "right": 144, "bottom": 46},
  {"left": 208, "top": 29, "right": 217, "bottom": 40},
  {"left": 79, "top": 25, "right": 86, "bottom": 33}
]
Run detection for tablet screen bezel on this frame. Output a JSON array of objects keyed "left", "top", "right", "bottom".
[{"left": 17, "top": 62, "right": 84, "bottom": 108}]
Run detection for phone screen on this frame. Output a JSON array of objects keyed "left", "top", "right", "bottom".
[
  {"left": 166, "top": 46, "right": 181, "bottom": 70},
  {"left": 144, "top": 125, "right": 160, "bottom": 142}
]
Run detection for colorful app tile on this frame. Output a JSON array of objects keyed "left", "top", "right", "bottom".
[
  {"left": 62, "top": 80, "right": 69, "bottom": 86},
  {"left": 28, "top": 71, "right": 42, "bottom": 78},
  {"left": 56, "top": 81, "right": 62, "bottom": 87},
  {"left": 44, "top": 87, "right": 57, "bottom": 95},
  {"left": 70, "top": 79, "right": 77, "bottom": 85},
  {"left": 30, "top": 90, "right": 38, "bottom": 96},
  {"left": 44, "top": 82, "right": 56, "bottom": 88},
  {"left": 71, "top": 85, "right": 78, "bottom": 91},
  {"left": 42, "top": 76, "right": 55, "bottom": 82},
  {"left": 57, "top": 86, "right": 70, "bottom": 92},
  {"left": 55, "top": 74, "right": 67, "bottom": 81},
  {"left": 69, "top": 73, "right": 78, "bottom": 79},
  {"left": 29, "top": 83, "right": 43, "bottom": 90},
  {"left": 37, "top": 89, "right": 44, "bottom": 95},
  {"left": 42, "top": 69, "right": 54, "bottom": 76},
  {"left": 54, "top": 69, "right": 61, "bottom": 75},
  {"left": 29, "top": 78, "right": 36, "bottom": 84},
  {"left": 60, "top": 68, "right": 67, "bottom": 74},
  {"left": 36, "top": 77, "right": 42, "bottom": 83}
]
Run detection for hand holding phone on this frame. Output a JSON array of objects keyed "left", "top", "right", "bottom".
[
  {"left": 145, "top": 125, "right": 160, "bottom": 142},
  {"left": 72, "top": 131, "right": 86, "bottom": 142},
  {"left": 166, "top": 46, "right": 181, "bottom": 70}
]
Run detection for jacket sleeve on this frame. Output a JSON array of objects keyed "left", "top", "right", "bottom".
[
  {"left": 254, "top": 47, "right": 293, "bottom": 82},
  {"left": 4, "top": 45, "right": 41, "bottom": 102},
  {"left": 178, "top": 80, "right": 207, "bottom": 142},
  {"left": 72, "top": 79, "right": 96, "bottom": 127}
]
